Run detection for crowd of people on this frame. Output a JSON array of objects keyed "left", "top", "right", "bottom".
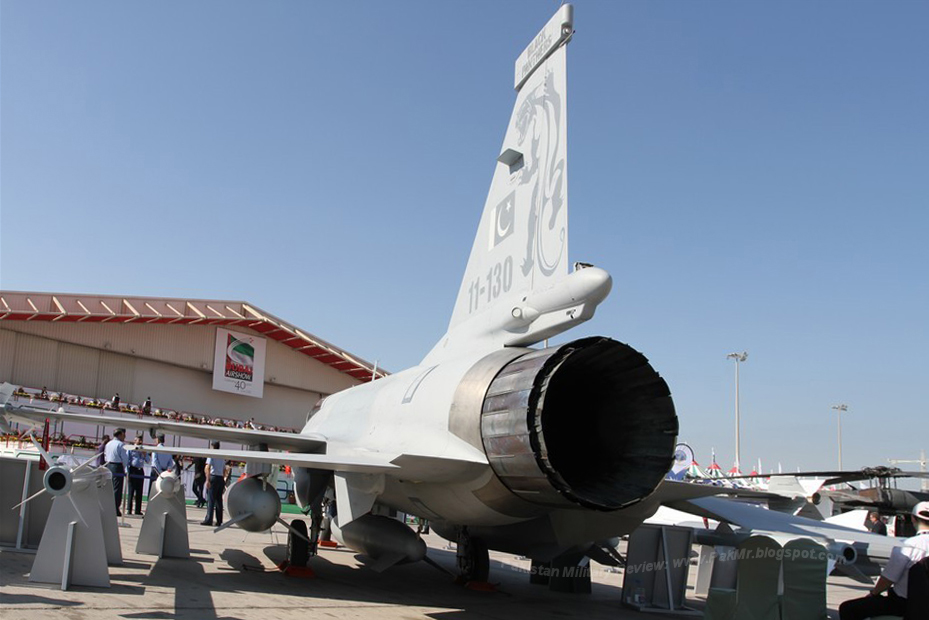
[
  {"left": 4, "top": 385, "right": 299, "bottom": 451},
  {"left": 100, "top": 427, "right": 233, "bottom": 524},
  {"left": 2, "top": 384, "right": 301, "bottom": 528}
]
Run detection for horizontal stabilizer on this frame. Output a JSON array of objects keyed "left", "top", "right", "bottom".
[
  {"left": 670, "top": 495, "right": 898, "bottom": 548},
  {"left": 651, "top": 479, "right": 774, "bottom": 503},
  {"left": 142, "top": 446, "right": 396, "bottom": 474}
]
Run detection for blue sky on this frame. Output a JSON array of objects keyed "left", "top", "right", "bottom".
[{"left": 2, "top": 1, "right": 926, "bottom": 474}]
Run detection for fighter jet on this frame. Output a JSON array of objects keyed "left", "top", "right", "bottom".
[{"left": 2, "top": 5, "right": 730, "bottom": 586}]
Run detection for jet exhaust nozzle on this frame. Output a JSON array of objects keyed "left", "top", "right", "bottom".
[{"left": 480, "top": 337, "right": 678, "bottom": 511}]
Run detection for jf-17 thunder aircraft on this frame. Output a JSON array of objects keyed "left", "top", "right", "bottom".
[{"left": 3, "top": 5, "right": 772, "bottom": 587}]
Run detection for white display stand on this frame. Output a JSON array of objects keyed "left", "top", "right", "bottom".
[
  {"left": 0, "top": 454, "right": 53, "bottom": 550},
  {"left": 694, "top": 523, "right": 739, "bottom": 597},
  {"left": 97, "top": 473, "right": 124, "bottom": 565},
  {"left": 695, "top": 543, "right": 739, "bottom": 597},
  {"left": 136, "top": 472, "right": 190, "bottom": 558},
  {"left": 622, "top": 524, "right": 700, "bottom": 615},
  {"left": 29, "top": 468, "right": 120, "bottom": 590}
]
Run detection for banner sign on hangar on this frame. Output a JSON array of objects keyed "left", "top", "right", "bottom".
[{"left": 212, "top": 328, "right": 266, "bottom": 398}]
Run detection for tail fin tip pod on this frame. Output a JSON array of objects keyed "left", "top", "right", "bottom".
[{"left": 426, "top": 5, "right": 611, "bottom": 364}]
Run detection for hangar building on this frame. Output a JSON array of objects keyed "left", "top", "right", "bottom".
[{"left": 0, "top": 291, "right": 386, "bottom": 432}]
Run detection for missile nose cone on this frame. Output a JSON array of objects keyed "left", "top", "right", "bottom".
[
  {"left": 156, "top": 471, "right": 179, "bottom": 495},
  {"left": 44, "top": 466, "right": 72, "bottom": 496}
]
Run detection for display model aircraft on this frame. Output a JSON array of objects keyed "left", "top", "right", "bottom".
[
  {"left": 2, "top": 5, "right": 738, "bottom": 584},
  {"left": 658, "top": 494, "right": 906, "bottom": 583},
  {"left": 707, "top": 468, "right": 929, "bottom": 531}
]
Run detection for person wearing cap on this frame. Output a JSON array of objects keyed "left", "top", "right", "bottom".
[{"left": 840, "top": 500, "right": 929, "bottom": 619}]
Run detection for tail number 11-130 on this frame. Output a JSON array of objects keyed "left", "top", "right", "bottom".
[{"left": 468, "top": 257, "right": 513, "bottom": 313}]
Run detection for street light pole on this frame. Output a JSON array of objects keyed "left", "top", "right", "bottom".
[
  {"left": 727, "top": 352, "right": 748, "bottom": 472},
  {"left": 832, "top": 404, "right": 848, "bottom": 470}
]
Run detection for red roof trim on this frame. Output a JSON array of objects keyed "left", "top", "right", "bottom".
[{"left": 0, "top": 293, "right": 387, "bottom": 383}]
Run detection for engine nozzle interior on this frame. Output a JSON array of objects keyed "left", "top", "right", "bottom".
[{"left": 481, "top": 337, "right": 678, "bottom": 511}]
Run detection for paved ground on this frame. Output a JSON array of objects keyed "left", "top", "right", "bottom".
[{"left": 1, "top": 505, "right": 873, "bottom": 619}]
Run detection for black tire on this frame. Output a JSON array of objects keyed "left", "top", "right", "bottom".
[
  {"left": 470, "top": 539, "right": 490, "bottom": 582},
  {"left": 458, "top": 536, "right": 490, "bottom": 583},
  {"left": 288, "top": 519, "right": 310, "bottom": 567}
]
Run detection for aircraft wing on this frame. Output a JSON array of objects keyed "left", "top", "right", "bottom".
[
  {"left": 142, "top": 446, "right": 487, "bottom": 483},
  {"left": 652, "top": 479, "right": 779, "bottom": 503},
  {"left": 1, "top": 400, "right": 325, "bottom": 452}
]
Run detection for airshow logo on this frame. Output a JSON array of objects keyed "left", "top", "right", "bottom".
[
  {"left": 213, "top": 328, "right": 266, "bottom": 398},
  {"left": 224, "top": 335, "right": 255, "bottom": 382}
]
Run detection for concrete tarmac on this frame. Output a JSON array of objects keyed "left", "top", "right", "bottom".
[{"left": 1, "top": 505, "right": 873, "bottom": 619}]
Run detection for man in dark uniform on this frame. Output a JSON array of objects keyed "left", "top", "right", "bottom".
[
  {"left": 127, "top": 434, "right": 148, "bottom": 515},
  {"left": 188, "top": 456, "right": 207, "bottom": 508}
]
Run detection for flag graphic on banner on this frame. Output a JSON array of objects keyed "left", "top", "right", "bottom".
[
  {"left": 224, "top": 335, "right": 255, "bottom": 381},
  {"left": 213, "top": 328, "right": 265, "bottom": 398}
]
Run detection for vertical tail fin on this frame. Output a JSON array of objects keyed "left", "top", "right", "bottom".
[
  {"left": 426, "top": 6, "right": 610, "bottom": 364},
  {"left": 427, "top": 7, "right": 596, "bottom": 364}
]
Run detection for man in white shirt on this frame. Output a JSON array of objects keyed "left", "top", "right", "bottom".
[
  {"left": 840, "top": 501, "right": 929, "bottom": 619},
  {"left": 104, "top": 428, "right": 129, "bottom": 516},
  {"left": 201, "top": 441, "right": 227, "bottom": 527}
]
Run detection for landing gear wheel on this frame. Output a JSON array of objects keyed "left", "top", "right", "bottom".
[
  {"left": 288, "top": 519, "right": 310, "bottom": 567},
  {"left": 457, "top": 529, "right": 490, "bottom": 583}
]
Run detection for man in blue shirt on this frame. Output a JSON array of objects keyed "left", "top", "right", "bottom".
[
  {"left": 104, "top": 428, "right": 129, "bottom": 516},
  {"left": 148, "top": 434, "right": 175, "bottom": 501},
  {"left": 201, "top": 441, "right": 227, "bottom": 527},
  {"left": 127, "top": 434, "right": 148, "bottom": 515}
]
